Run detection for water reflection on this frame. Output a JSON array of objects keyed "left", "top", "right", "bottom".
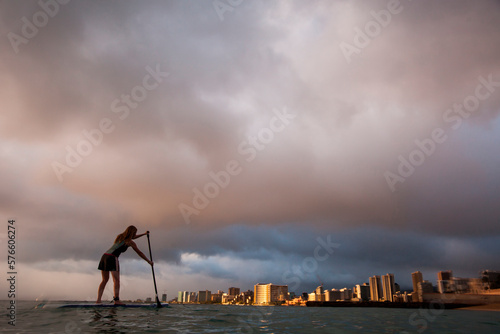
[{"left": 88, "top": 308, "right": 125, "bottom": 333}]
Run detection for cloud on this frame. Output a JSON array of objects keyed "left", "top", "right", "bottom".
[{"left": 0, "top": 0, "right": 499, "bottom": 299}]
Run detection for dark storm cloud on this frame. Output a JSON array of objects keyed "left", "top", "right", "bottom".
[{"left": 146, "top": 224, "right": 500, "bottom": 292}]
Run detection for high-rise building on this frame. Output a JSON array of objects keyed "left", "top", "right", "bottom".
[
  {"left": 177, "top": 291, "right": 193, "bottom": 303},
  {"left": 481, "top": 270, "right": 500, "bottom": 290},
  {"left": 340, "top": 288, "right": 352, "bottom": 301},
  {"left": 403, "top": 291, "right": 410, "bottom": 303},
  {"left": 437, "top": 271, "right": 453, "bottom": 294},
  {"left": 254, "top": 284, "right": 267, "bottom": 304},
  {"left": 254, "top": 283, "right": 288, "bottom": 305},
  {"left": 437, "top": 271, "right": 452, "bottom": 281},
  {"left": 382, "top": 273, "right": 396, "bottom": 302},
  {"left": 324, "top": 290, "right": 333, "bottom": 301},
  {"left": 324, "top": 289, "right": 342, "bottom": 301},
  {"left": 411, "top": 271, "right": 424, "bottom": 302},
  {"left": 418, "top": 280, "right": 434, "bottom": 302},
  {"left": 198, "top": 290, "right": 211, "bottom": 303},
  {"left": 437, "top": 280, "right": 453, "bottom": 293},
  {"left": 313, "top": 285, "right": 325, "bottom": 301},
  {"left": 369, "top": 276, "right": 382, "bottom": 301},
  {"left": 161, "top": 293, "right": 167, "bottom": 302},
  {"left": 229, "top": 287, "right": 240, "bottom": 296},
  {"left": 185, "top": 292, "right": 197, "bottom": 303},
  {"left": 308, "top": 292, "right": 320, "bottom": 301},
  {"left": 355, "top": 283, "right": 371, "bottom": 301},
  {"left": 211, "top": 292, "right": 222, "bottom": 303}
]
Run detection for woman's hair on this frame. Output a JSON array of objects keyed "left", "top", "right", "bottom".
[{"left": 115, "top": 225, "right": 137, "bottom": 243}]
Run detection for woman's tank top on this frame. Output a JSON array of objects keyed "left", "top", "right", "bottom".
[{"left": 105, "top": 240, "right": 129, "bottom": 257}]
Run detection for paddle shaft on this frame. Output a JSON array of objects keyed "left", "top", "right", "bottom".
[{"left": 146, "top": 233, "right": 162, "bottom": 308}]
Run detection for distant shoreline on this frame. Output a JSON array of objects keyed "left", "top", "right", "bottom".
[
  {"left": 8, "top": 300, "right": 500, "bottom": 311},
  {"left": 456, "top": 303, "right": 500, "bottom": 312},
  {"left": 305, "top": 301, "right": 500, "bottom": 310}
]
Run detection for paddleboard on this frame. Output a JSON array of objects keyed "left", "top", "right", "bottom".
[{"left": 59, "top": 303, "right": 169, "bottom": 309}]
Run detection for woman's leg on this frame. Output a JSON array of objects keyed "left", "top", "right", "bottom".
[
  {"left": 96, "top": 271, "right": 109, "bottom": 303},
  {"left": 111, "top": 270, "right": 124, "bottom": 304}
]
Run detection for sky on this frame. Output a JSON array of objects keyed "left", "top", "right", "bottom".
[{"left": 0, "top": 0, "right": 499, "bottom": 302}]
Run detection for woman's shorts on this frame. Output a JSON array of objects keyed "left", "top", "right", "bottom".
[{"left": 98, "top": 253, "right": 119, "bottom": 272}]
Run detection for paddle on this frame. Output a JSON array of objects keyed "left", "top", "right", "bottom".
[{"left": 146, "top": 232, "right": 162, "bottom": 308}]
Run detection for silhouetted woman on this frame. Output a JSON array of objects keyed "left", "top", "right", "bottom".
[{"left": 96, "top": 225, "right": 153, "bottom": 304}]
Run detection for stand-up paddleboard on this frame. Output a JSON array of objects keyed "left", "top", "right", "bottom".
[{"left": 59, "top": 303, "right": 169, "bottom": 309}]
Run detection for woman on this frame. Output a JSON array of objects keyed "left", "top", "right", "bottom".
[{"left": 96, "top": 225, "right": 153, "bottom": 304}]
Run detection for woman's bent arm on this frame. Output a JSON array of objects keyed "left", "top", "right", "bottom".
[
  {"left": 128, "top": 240, "right": 153, "bottom": 266},
  {"left": 133, "top": 231, "right": 149, "bottom": 240}
]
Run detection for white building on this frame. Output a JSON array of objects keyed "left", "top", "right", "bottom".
[
  {"left": 308, "top": 292, "right": 320, "bottom": 301},
  {"left": 324, "top": 289, "right": 342, "bottom": 301},
  {"left": 254, "top": 283, "right": 288, "bottom": 305}
]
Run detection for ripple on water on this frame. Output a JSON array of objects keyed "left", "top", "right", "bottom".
[{"left": 4, "top": 301, "right": 500, "bottom": 333}]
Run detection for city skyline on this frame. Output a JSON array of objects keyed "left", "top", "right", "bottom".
[
  {"left": 153, "top": 268, "right": 499, "bottom": 305},
  {"left": 1, "top": 0, "right": 500, "bottom": 302}
]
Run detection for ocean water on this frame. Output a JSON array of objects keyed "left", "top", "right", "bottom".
[{"left": 3, "top": 301, "right": 499, "bottom": 333}]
